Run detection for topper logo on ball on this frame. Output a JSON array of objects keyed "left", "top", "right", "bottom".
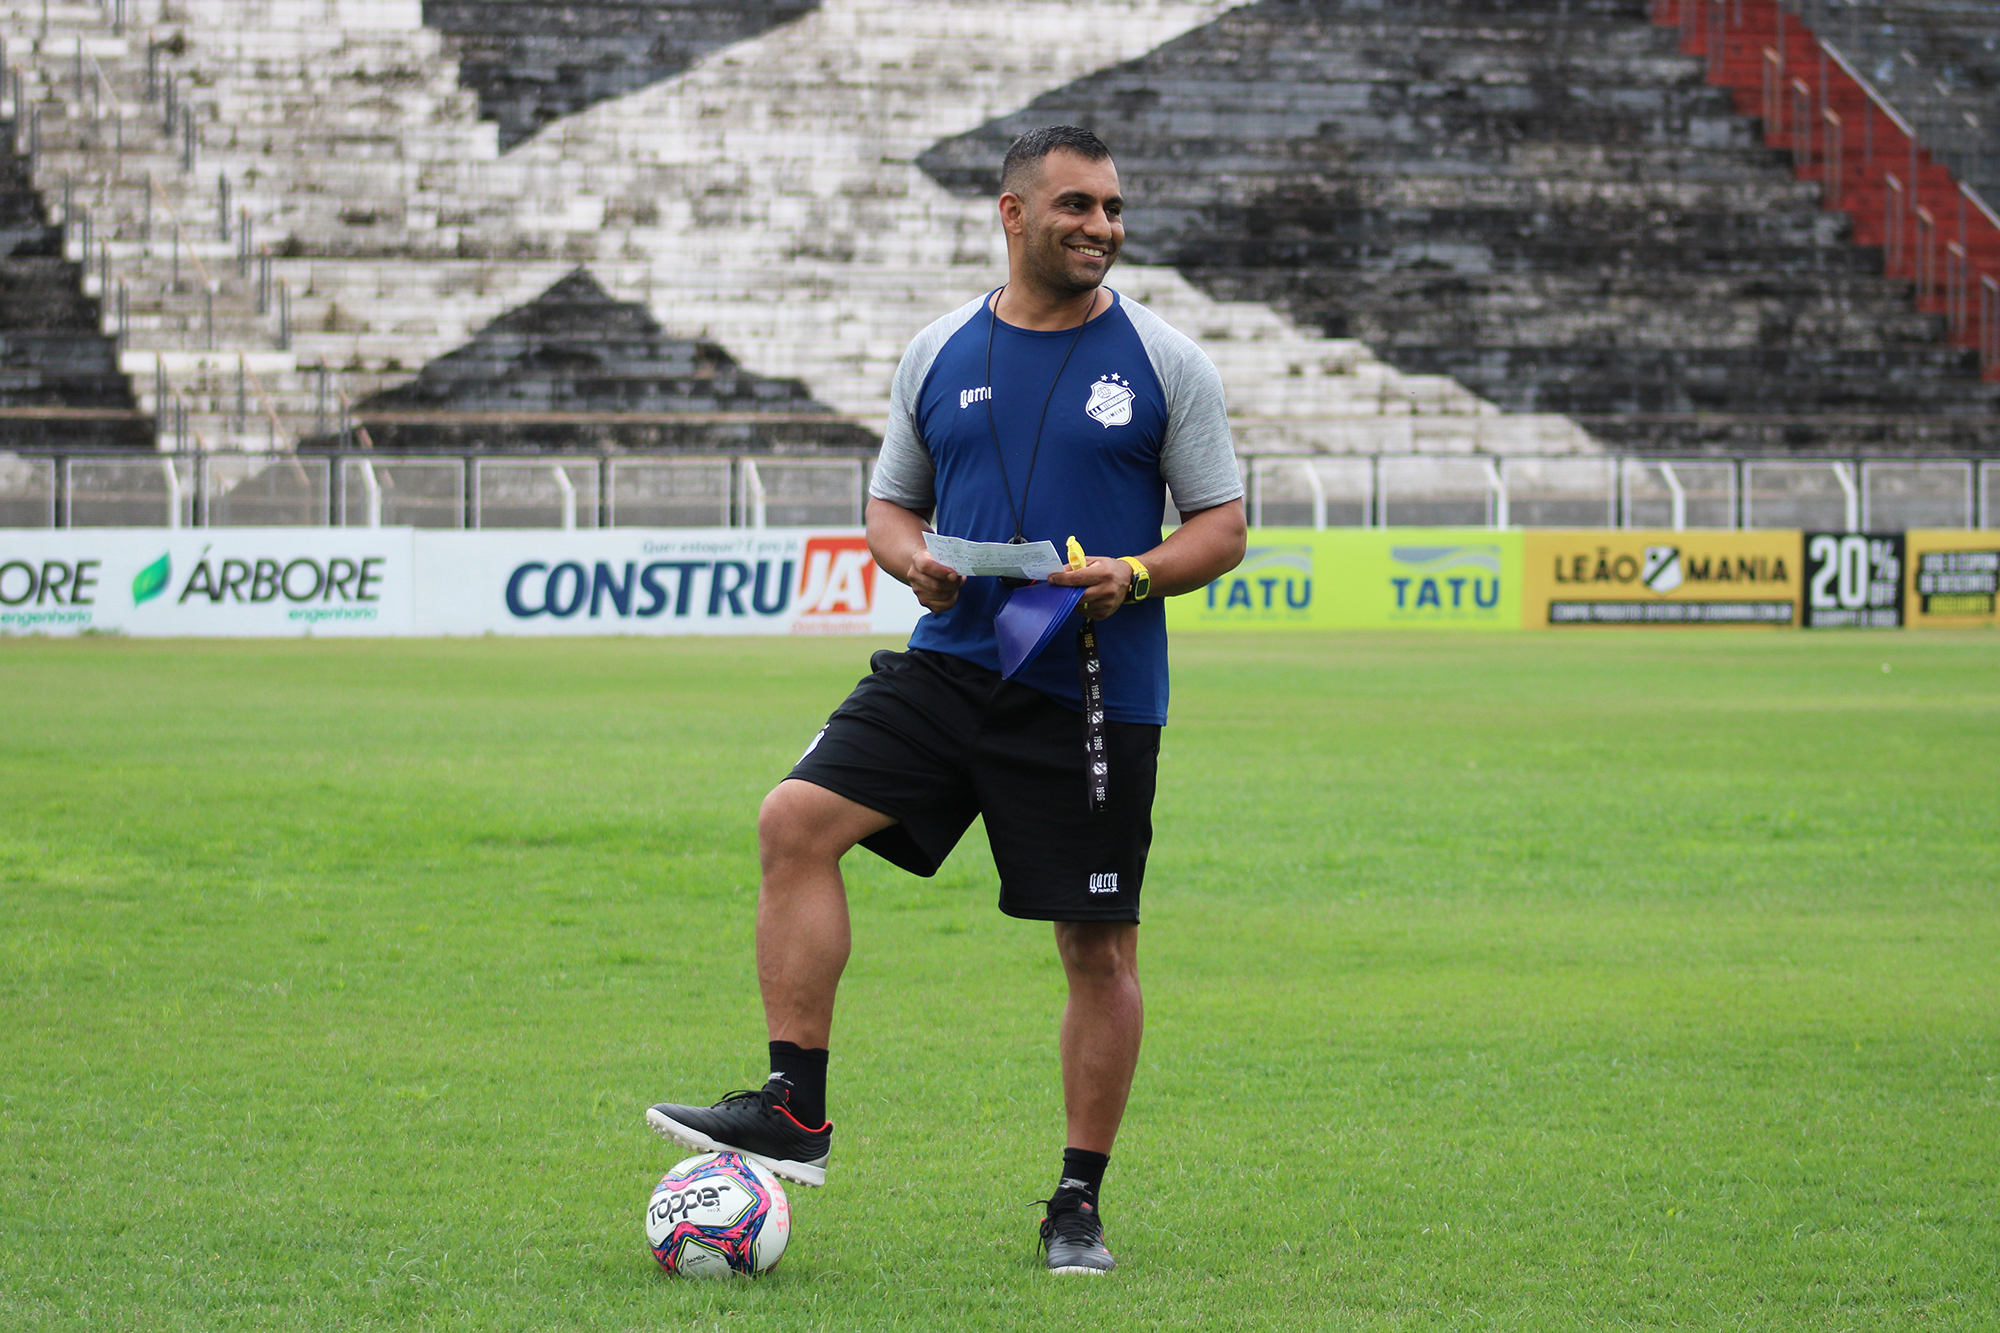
[{"left": 650, "top": 1183, "right": 731, "bottom": 1228}]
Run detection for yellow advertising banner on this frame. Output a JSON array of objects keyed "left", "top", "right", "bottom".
[
  {"left": 1520, "top": 530, "right": 1803, "bottom": 627},
  {"left": 1904, "top": 529, "right": 2000, "bottom": 628},
  {"left": 1172, "top": 528, "right": 1990, "bottom": 630},
  {"left": 1168, "top": 528, "right": 1522, "bottom": 631}
]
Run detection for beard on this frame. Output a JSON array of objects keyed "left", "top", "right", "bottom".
[{"left": 1021, "top": 223, "right": 1116, "bottom": 298}]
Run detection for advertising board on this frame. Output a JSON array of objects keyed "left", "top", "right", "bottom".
[
  {"left": 1903, "top": 529, "right": 2000, "bottom": 628},
  {"left": 6, "top": 524, "right": 1985, "bottom": 639},
  {"left": 0, "top": 528, "right": 918, "bottom": 638},
  {"left": 1520, "top": 530, "right": 1801, "bottom": 626},
  {"left": 1800, "top": 532, "right": 1905, "bottom": 629},
  {"left": 0, "top": 528, "right": 415, "bottom": 636},
  {"left": 1167, "top": 528, "right": 1523, "bottom": 631},
  {"left": 411, "top": 529, "right": 922, "bottom": 637}
]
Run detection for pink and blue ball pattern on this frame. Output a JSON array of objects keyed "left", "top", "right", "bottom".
[{"left": 648, "top": 1152, "right": 782, "bottom": 1277}]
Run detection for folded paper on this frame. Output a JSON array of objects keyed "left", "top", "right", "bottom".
[{"left": 923, "top": 532, "right": 1066, "bottom": 582}]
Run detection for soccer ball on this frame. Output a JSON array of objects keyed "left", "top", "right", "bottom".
[{"left": 645, "top": 1152, "right": 791, "bottom": 1278}]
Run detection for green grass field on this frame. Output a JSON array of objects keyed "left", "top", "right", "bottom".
[{"left": 2, "top": 630, "right": 1996, "bottom": 1331}]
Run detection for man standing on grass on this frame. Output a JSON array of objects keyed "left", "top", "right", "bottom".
[{"left": 648, "top": 125, "right": 1246, "bottom": 1274}]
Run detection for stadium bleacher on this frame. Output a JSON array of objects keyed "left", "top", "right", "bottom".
[
  {"left": 1823, "top": 0, "right": 2000, "bottom": 200},
  {"left": 422, "top": 0, "right": 819, "bottom": 151},
  {"left": 0, "top": 0, "right": 1589, "bottom": 464},
  {"left": 0, "top": 91, "right": 146, "bottom": 449},
  {"left": 926, "top": 0, "right": 2000, "bottom": 456},
  {"left": 346, "top": 267, "right": 878, "bottom": 454},
  {"left": 1, "top": 0, "right": 1999, "bottom": 520}
]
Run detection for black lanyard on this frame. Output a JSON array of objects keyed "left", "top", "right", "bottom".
[
  {"left": 981, "top": 287, "right": 1091, "bottom": 546},
  {"left": 982, "top": 287, "right": 1107, "bottom": 814},
  {"left": 1077, "top": 618, "right": 1108, "bottom": 813}
]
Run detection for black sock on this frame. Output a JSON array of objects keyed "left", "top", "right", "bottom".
[
  {"left": 765, "top": 1041, "right": 829, "bottom": 1128},
  {"left": 1056, "top": 1148, "right": 1110, "bottom": 1204}
]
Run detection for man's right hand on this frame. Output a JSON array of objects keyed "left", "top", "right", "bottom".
[{"left": 906, "top": 551, "right": 964, "bottom": 614}]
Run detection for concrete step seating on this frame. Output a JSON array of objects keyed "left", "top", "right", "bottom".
[
  {"left": 1779, "top": 0, "right": 2000, "bottom": 200},
  {"left": 475, "top": 0, "right": 1586, "bottom": 451},
  {"left": 0, "top": 65, "right": 147, "bottom": 448},
  {"left": 1, "top": 0, "right": 1594, "bottom": 456},
  {"left": 2, "top": 0, "right": 511, "bottom": 447},
  {"left": 423, "top": 0, "right": 819, "bottom": 151},
  {"left": 1664, "top": 0, "right": 2000, "bottom": 326},
  {"left": 925, "top": 0, "right": 2000, "bottom": 454}
]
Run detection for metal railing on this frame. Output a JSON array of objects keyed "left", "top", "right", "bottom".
[
  {"left": 0, "top": 452, "right": 877, "bottom": 531},
  {"left": 1663, "top": 0, "right": 2000, "bottom": 377},
  {"left": 6, "top": 451, "right": 1996, "bottom": 532},
  {"left": 7, "top": 2, "right": 293, "bottom": 444}
]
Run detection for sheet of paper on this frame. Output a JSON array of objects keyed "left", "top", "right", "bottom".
[{"left": 922, "top": 532, "right": 1066, "bottom": 582}]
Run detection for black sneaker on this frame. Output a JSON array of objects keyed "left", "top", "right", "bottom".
[
  {"left": 645, "top": 1085, "right": 832, "bottom": 1187},
  {"left": 1038, "top": 1192, "right": 1115, "bottom": 1274}
]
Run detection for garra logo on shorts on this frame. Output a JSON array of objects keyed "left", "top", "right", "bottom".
[
  {"left": 1088, "top": 872, "right": 1119, "bottom": 895},
  {"left": 1084, "top": 373, "right": 1134, "bottom": 428}
]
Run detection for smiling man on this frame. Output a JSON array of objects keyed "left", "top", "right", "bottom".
[{"left": 648, "top": 125, "right": 1246, "bottom": 1275}]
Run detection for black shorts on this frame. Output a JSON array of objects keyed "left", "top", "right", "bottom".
[{"left": 787, "top": 648, "right": 1159, "bottom": 922}]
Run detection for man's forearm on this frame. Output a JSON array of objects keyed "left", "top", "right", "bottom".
[
  {"left": 1133, "top": 499, "right": 1246, "bottom": 598},
  {"left": 866, "top": 498, "right": 931, "bottom": 586},
  {"left": 868, "top": 497, "right": 968, "bottom": 613}
]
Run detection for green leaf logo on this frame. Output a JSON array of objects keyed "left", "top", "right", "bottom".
[{"left": 133, "top": 553, "right": 171, "bottom": 606}]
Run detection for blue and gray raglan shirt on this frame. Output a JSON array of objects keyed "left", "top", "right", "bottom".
[{"left": 869, "top": 289, "right": 1243, "bottom": 725}]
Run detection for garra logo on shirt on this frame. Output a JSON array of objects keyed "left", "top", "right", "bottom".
[{"left": 1084, "top": 373, "right": 1134, "bottom": 428}]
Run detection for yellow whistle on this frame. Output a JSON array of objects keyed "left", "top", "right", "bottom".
[{"left": 1066, "top": 536, "right": 1087, "bottom": 571}]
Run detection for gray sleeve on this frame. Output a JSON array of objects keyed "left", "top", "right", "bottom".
[
  {"left": 868, "top": 295, "right": 989, "bottom": 512},
  {"left": 1123, "top": 298, "right": 1244, "bottom": 513}
]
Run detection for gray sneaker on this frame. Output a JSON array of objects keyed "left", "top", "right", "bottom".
[{"left": 1039, "top": 1193, "right": 1115, "bottom": 1274}]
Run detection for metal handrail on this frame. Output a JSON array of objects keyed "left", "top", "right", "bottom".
[
  {"left": 335, "top": 389, "right": 377, "bottom": 452},
  {"left": 1800, "top": 3, "right": 1996, "bottom": 195},
  {"left": 146, "top": 171, "right": 217, "bottom": 293},
  {"left": 160, "top": 382, "right": 205, "bottom": 453},
  {"left": 83, "top": 45, "right": 122, "bottom": 119},
  {"left": 237, "top": 351, "right": 285, "bottom": 450},
  {"left": 15, "top": 8, "right": 272, "bottom": 441},
  {"left": 1820, "top": 38, "right": 1915, "bottom": 140},
  {"left": 1686, "top": 2, "right": 2000, "bottom": 375}
]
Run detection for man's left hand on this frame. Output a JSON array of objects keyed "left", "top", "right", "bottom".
[{"left": 1048, "top": 556, "right": 1132, "bottom": 621}]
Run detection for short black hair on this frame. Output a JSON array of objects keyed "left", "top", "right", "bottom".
[{"left": 999, "top": 125, "right": 1113, "bottom": 199}]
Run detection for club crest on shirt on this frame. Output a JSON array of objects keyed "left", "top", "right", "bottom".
[{"left": 1084, "top": 373, "right": 1134, "bottom": 428}]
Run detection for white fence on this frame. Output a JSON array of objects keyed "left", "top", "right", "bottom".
[
  {"left": 4, "top": 453, "right": 1999, "bottom": 530},
  {"left": 0, "top": 455, "right": 873, "bottom": 531},
  {"left": 0, "top": 455, "right": 55, "bottom": 528},
  {"left": 340, "top": 459, "right": 466, "bottom": 529},
  {"left": 1243, "top": 456, "right": 1999, "bottom": 530}
]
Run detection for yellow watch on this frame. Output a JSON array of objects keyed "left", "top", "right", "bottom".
[{"left": 1119, "top": 556, "right": 1151, "bottom": 602}]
